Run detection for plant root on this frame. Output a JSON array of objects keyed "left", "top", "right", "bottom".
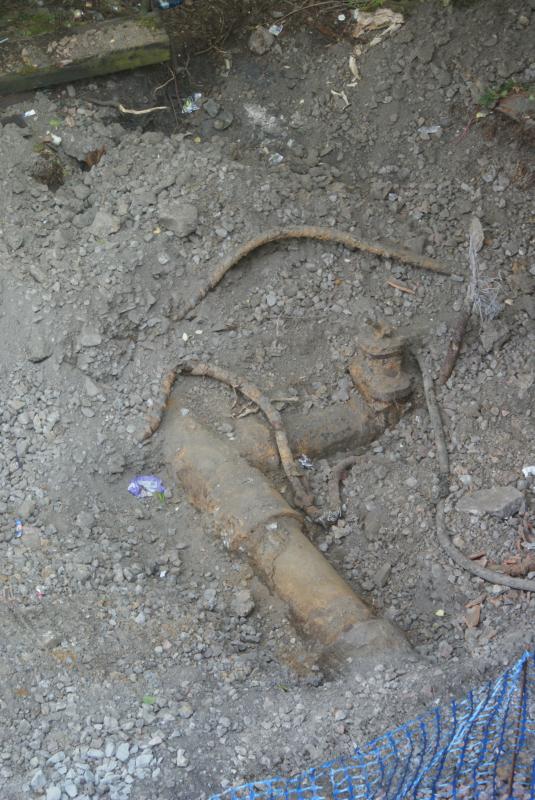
[
  {"left": 414, "top": 350, "right": 450, "bottom": 498},
  {"left": 139, "top": 366, "right": 178, "bottom": 442},
  {"left": 142, "top": 360, "right": 319, "bottom": 518},
  {"left": 438, "top": 307, "right": 471, "bottom": 385},
  {"left": 87, "top": 98, "right": 168, "bottom": 114},
  {"left": 176, "top": 225, "right": 454, "bottom": 321},
  {"left": 417, "top": 349, "right": 535, "bottom": 593},
  {"left": 326, "top": 456, "right": 359, "bottom": 522},
  {"left": 436, "top": 502, "right": 535, "bottom": 592}
]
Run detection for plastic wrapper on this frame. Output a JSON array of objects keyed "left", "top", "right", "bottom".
[{"left": 128, "top": 475, "right": 166, "bottom": 498}]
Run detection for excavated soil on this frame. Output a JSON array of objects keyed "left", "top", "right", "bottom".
[{"left": 0, "top": 1, "right": 534, "bottom": 798}]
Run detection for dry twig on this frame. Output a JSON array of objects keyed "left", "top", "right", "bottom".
[
  {"left": 274, "top": 1, "right": 346, "bottom": 24},
  {"left": 386, "top": 277, "right": 415, "bottom": 294},
  {"left": 87, "top": 98, "right": 168, "bottom": 115}
]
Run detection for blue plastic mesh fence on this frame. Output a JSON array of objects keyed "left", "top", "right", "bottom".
[{"left": 210, "top": 651, "right": 535, "bottom": 800}]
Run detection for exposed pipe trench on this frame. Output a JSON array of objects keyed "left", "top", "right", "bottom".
[{"left": 164, "top": 414, "right": 412, "bottom": 668}]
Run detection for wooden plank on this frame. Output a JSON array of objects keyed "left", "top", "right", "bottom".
[{"left": 0, "top": 16, "right": 170, "bottom": 94}]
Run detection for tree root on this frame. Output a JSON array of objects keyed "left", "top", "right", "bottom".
[
  {"left": 176, "top": 225, "right": 454, "bottom": 321},
  {"left": 436, "top": 502, "right": 535, "bottom": 592},
  {"left": 143, "top": 360, "right": 319, "bottom": 518},
  {"left": 141, "top": 228, "right": 451, "bottom": 440},
  {"left": 139, "top": 366, "right": 178, "bottom": 442},
  {"left": 438, "top": 307, "right": 471, "bottom": 385},
  {"left": 417, "top": 349, "right": 535, "bottom": 593},
  {"left": 414, "top": 350, "right": 450, "bottom": 498},
  {"left": 326, "top": 456, "right": 359, "bottom": 522}
]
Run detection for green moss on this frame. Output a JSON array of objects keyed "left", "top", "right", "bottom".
[
  {"left": 0, "top": 40, "right": 170, "bottom": 94},
  {"left": 17, "top": 63, "right": 42, "bottom": 76},
  {"left": 479, "top": 80, "right": 519, "bottom": 109},
  {"left": 0, "top": 8, "right": 58, "bottom": 38},
  {"left": 136, "top": 13, "right": 162, "bottom": 32}
]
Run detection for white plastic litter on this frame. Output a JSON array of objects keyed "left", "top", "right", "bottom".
[{"left": 418, "top": 125, "right": 442, "bottom": 135}]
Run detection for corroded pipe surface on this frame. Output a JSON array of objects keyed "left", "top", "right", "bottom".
[{"left": 165, "top": 415, "right": 411, "bottom": 666}]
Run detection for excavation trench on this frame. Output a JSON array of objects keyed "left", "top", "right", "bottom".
[{"left": 163, "top": 380, "right": 413, "bottom": 669}]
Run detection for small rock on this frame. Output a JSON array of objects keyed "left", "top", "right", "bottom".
[
  {"left": 47, "top": 752, "right": 65, "bottom": 765},
  {"left": 46, "top": 787, "right": 62, "bottom": 800},
  {"left": 159, "top": 202, "right": 198, "bottom": 238},
  {"left": 116, "top": 742, "right": 130, "bottom": 762},
  {"left": 18, "top": 495, "right": 36, "bottom": 519},
  {"left": 231, "top": 589, "right": 255, "bottom": 618},
  {"left": 89, "top": 210, "right": 121, "bottom": 237},
  {"left": 64, "top": 782, "right": 78, "bottom": 798},
  {"left": 176, "top": 748, "right": 189, "bottom": 768},
  {"left": 30, "top": 769, "right": 46, "bottom": 792},
  {"left": 457, "top": 486, "right": 523, "bottom": 519},
  {"left": 465, "top": 604, "right": 481, "bottom": 629},
  {"left": 374, "top": 563, "right": 392, "bottom": 588},
  {"left": 84, "top": 377, "right": 100, "bottom": 397},
  {"left": 108, "top": 453, "right": 125, "bottom": 475},
  {"left": 417, "top": 42, "right": 435, "bottom": 64},
  {"left": 249, "top": 27, "right": 275, "bottom": 55},
  {"left": 27, "top": 328, "right": 53, "bottom": 363},
  {"left": 40, "top": 630, "right": 62, "bottom": 650},
  {"left": 214, "top": 111, "right": 234, "bottom": 131},
  {"left": 136, "top": 752, "right": 153, "bottom": 768},
  {"left": 76, "top": 511, "right": 95, "bottom": 531},
  {"left": 204, "top": 99, "right": 221, "bottom": 118},
  {"left": 517, "top": 295, "right": 535, "bottom": 319},
  {"left": 437, "top": 640, "right": 453, "bottom": 659},
  {"left": 72, "top": 183, "right": 90, "bottom": 201},
  {"left": 79, "top": 330, "right": 102, "bottom": 348},
  {"left": 480, "top": 320, "right": 510, "bottom": 353},
  {"left": 364, "top": 507, "right": 383, "bottom": 540},
  {"left": 177, "top": 701, "right": 194, "bottom": 719},
  {"left": 202, "top": 588, "right": 217, "bottom": 611},
  {"left": 406, "top": 235, "right": 427, "bottom": 255}
]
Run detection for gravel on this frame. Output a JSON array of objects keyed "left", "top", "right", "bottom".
[{"left": 0, "top": 1, "right": 533, "bottom": 798}]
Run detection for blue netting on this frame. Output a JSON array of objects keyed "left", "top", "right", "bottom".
[{"left": 210, "top": 651, "right": 535, "bottom": 800}]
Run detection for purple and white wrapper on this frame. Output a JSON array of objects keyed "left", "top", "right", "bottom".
[{"left": 128, "top": 475, "right": 165, "bottom": 498}]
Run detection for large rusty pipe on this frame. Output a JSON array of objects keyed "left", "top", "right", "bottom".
[{"left": 165, "top": 415, "right": 411, "bottom": 666}]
